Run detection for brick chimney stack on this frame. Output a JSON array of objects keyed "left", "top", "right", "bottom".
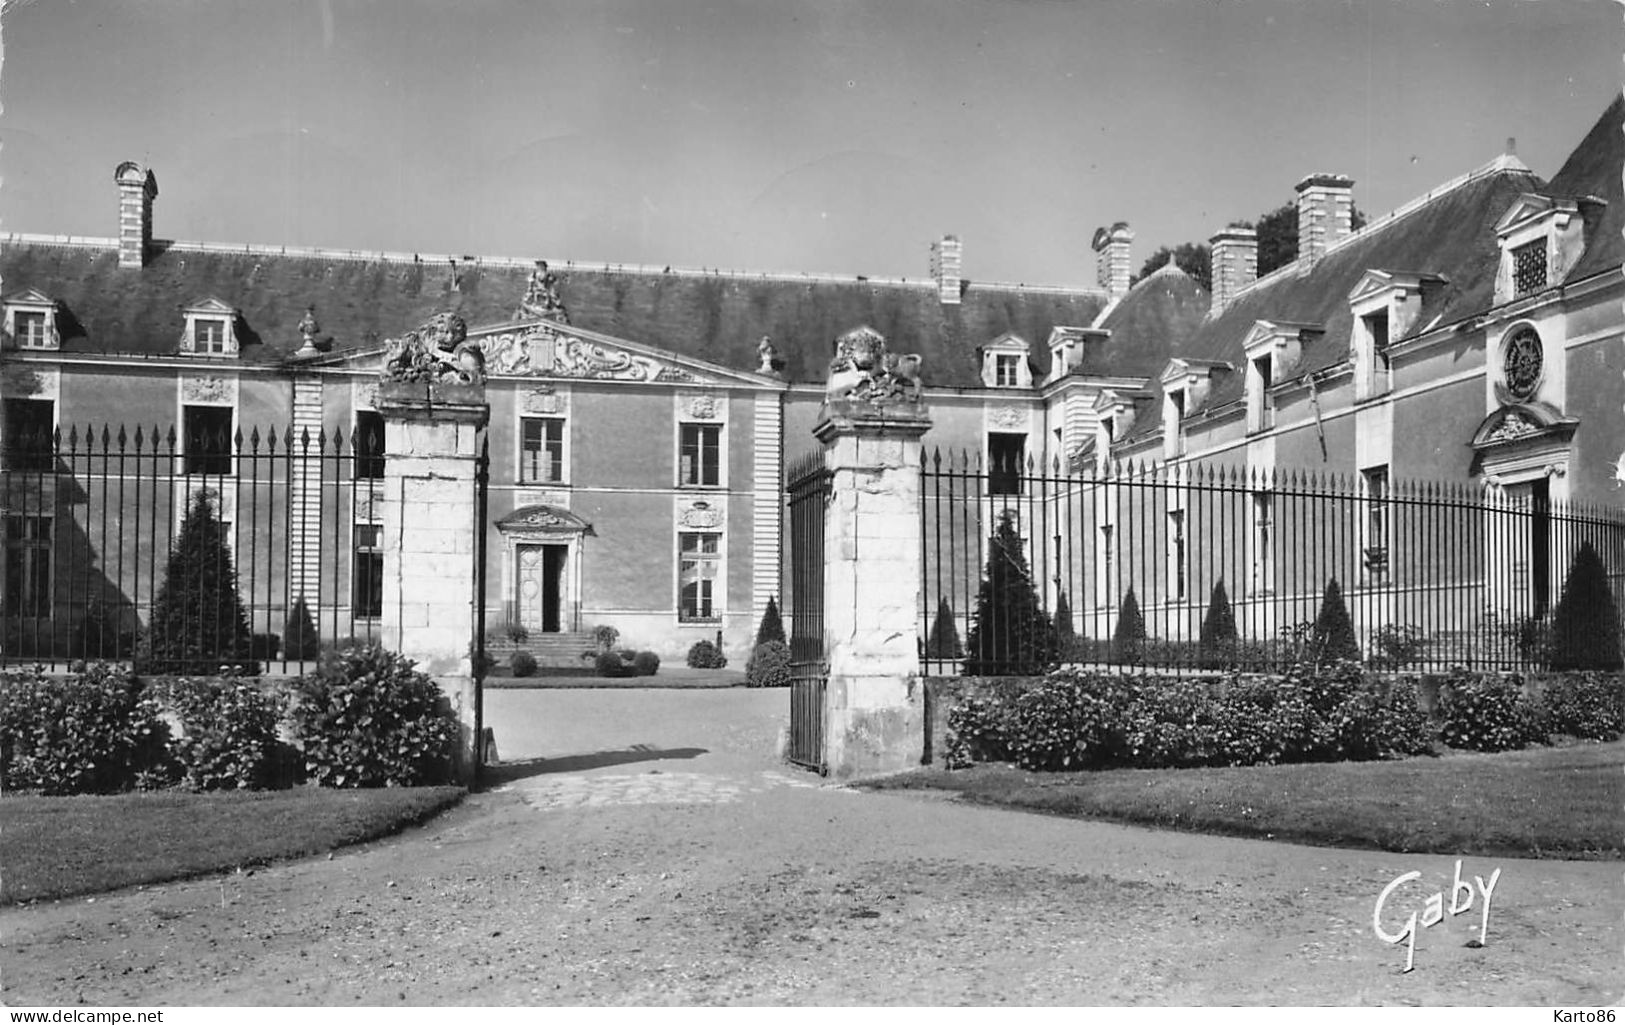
[
  {"left": 115, "top": 161, "right": 158, "bottom": 269},
  {"left": 1093, "top": 223, "right": 1134, "bottom": 300},
  {"left": 1208, "top": 226, "right": 1258, "bottom": 317},
  {"left": 1294, "top": 173, "right": 1354, "bottom": 270},
  {"left": 930, "top": 235, "right": 963, "bottom": 304}
]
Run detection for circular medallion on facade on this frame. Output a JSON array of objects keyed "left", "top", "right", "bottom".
[{"left": 1502, "top": 328, "right": 1543, "bottom": 400}]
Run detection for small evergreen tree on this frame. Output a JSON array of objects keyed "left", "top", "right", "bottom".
[
  {"left": 284, "top": 595, "right": 320, "bottom": 661},
  {"left": 964, "top": 512, "right": 1056, "bottom": 675},
  {"left": 925, "top": 596, "right": 963, "bottom": 660},
  {"left": 1199, "top": 578, "right": 1239, "bottom": 669},
  {"left": 1053, "top": 591, "right": 1077, "bottom": 654},
  {"left": 754, "top": 595, "right": 787, "bottom": 647},
  {"left": 1112, "top": 587, "right": 1146, "bottom": 665},
  {"left": 1549, "top": 542, "right": 1623, "bottom": 671},
  {"left": 1308, "top": 577, "right": 1361, "bottom": 667},
  {"left": 137, "top": 493, "right": 255, "bottom": 675}
]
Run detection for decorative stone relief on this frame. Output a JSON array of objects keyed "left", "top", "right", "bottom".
[
  {"left": 354, "top": 487, "right": 383, "bottom": 523},
  {"left": 687, "top": 394, "right": 722, "bottom": 420},
  {"left": 0, "top": 365, "right": 58, "bottom": 399},
  {"left": 521, "top": 386, "right": 559, "bottom": 414},
  {"left": 516, "top": 261, "right": 570, "bottom": 323},
  {"left": 756, "top": 335, "right": 782, "bottom": 375},
  {"left": 353, "top": 380, "right": 380, "bottom": 411},
  {"left": 182, "top": 374, "right": 235, "bottom": 404},
  {"left": 989, "top": 405, "right": 1026, "bottom": 428},
  {"left": 554, "top": 336, "right": 698, "bottom": 383},
  {"left": 1485, "top": 410, "right": 1539, "bottom": 444},
  {"left": 481, "top": 327, "right": 556, "bottom": 376},
  {"left": 679, "top": 504, "right": 725, "bottom": 529},
  {"left": 508, "top": 507, "right": 578, "bottom": 530},
  {"left": 823, "top": 326, "right": 924, "bottom": 408},
  {"left": 382, "top": 312, "right": 486, "bottom": 385}
]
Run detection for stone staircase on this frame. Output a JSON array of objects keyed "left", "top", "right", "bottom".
[{"left": 485, "top": 631, "right": 599, "bottom": 673}]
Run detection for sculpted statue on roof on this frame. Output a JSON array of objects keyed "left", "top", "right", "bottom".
[
  {"left": 517, "top": 260, "right": 570, "bottom": 324},
  {"left": 382, "top": 311, "right": 486, "bottom": 386}
]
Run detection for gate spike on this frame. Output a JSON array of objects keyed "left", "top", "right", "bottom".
[
  {"left": 299, "top": 426, "right": 311, "bottom": 451},
  {"left": 100, "top": 424, "right": 112, "bottom": 449},
  {"left": 66, "top": 424, "right": 79, "bottom": 451},
  {"left": 133, "top": 424, "right": 145, "bottom": 451},
  {"left": 932, "top": 446, "right": 942, "bottom": 470},
  {"left": 116, "top": 424, "right": 128, "bottom": 450},
  {"left": 233, "top": 426, "right": 244, "bottom": 450},
  {"left": 249, "top": 425, "right": 261, "bottom": 452},
  {"left": 1051, "top": 453, "right": 1061, "bottom": 475}
]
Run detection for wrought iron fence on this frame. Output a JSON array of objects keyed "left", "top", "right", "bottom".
[
  {"left": 1, "top": 422, "right": 386, "bottom": 673},
  {"left": 920, "top": 449, "right": 1625, "bottom": 676},
  {"left": 785, "top": 451, "right": 831, "bottom": 772}
]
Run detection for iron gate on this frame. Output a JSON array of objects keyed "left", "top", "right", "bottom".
[{"left": 786, "top": 452, "right": 830, "bottom": 773}]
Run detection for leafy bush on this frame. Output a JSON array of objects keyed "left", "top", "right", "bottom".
[
  {"left": 944, "top": 696, "right": 1009, "bottom": 768},
  {"left": 596, "top": 650, "right": 636, "bottom": 678},
  {"left": 284, "top": 597, "right": 320, "bottom": 661},
  {"left": 925, "top": 597, "right": 962, "bottom": 660},
  {"left": 755, "top": 596, "right": 786, "bottom": 647},
  {"left": 1198, "top": 579, "right": 1238, "bottom": 669},
  {"left": 505, "top": 621, "right": 531, "bottom": 645},
  {"left": 509, "top": 650, "right": 538, "bottom": 677},
  {"left": 0, "top": 664, "right": 172, "bottom": 795},
  {"left": 1112, "top": 588, "right": 1146, "bottom": 665},
  {"left": 287, "top": 646, "right": 456, "bottom": 787},
  {"left": 686, "top": 639, "right": 728, "bottom": 669},
  {"left": 137, "top": 493, "right": 258, "bottom": 676},
  {"left": 592, "top": 624, "right": 621, "bottom": 653},
  {"left": 1369, "top": 624, "right": 1427, "bottom": 670},
  {"left": 1535, "top": 673, "right": 1625, "bottom": 741},
  {"left": 1548, "top": 542, "right": 1624, "bottom": 671},
  {"left": 1436, "top": 672, "right": 1543, "bottom": 753},
  {"left": 632, "top": 650, "right": 661, "bottom": 676},
  {"left": 1307, "top": 578, "right": 1360, "bottom": 667},
  {"left": 746, "top": 640, "right": 791, "bottom": 688},
  {"left": 964, "top": 512, "right": 1057, "bottom": 675},
  {"left": 156, "top": 673, "right": 286, "bottom": 791}
]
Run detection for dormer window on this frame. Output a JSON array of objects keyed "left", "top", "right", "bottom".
[
  {"left": 1512, "top": 239, "right": 1547, "bottom": 297},
  {"left": 1346, "top": 270, "right": 1442, "bottom": 403},
  {"left": 1494, "top": 192, "right": 1589, "bottom": 305},
  {"left": 1157, "top": 358, "right": 1229, "bottom": 460},
  {"left": 1241, "top": 319, "right": 1318, "bottom": 434},
  {"left": 1163, "top": 387, "right": 1187, "bottom": 459},
  {"left": 4, "top": 290, "right": 62, "bottom": 351},
  {"left": 1356, "top": 309, "right": 1391, "bottom": 400},
  {"left": 179, "top": 298, "right": 241, "bottom": 357},
  {"left": 979, "top": 333, "right": 1032, "bottom": 388},
  {"left": 995, "top": 354, "right": 1021, "bottom": 387},
  {"left": 1248, "top": 353, "right": 1274, "bottom": 433}
]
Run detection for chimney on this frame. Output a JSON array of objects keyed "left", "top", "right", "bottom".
[
  {"left": 929, "top": 235, "right": 963, "bottom": 304},
  {"left": 115, "top": 161, "right": 158, "bottom": 269},
  {"left": 1294, "top": 173, "right": 1354, "bottom": 270},
  {"left": 1208, "top": 226, "right": 1258, "bottom": 317},
  {"left": 1092, "top": 223, "right": 1134, "bottom": 300}
]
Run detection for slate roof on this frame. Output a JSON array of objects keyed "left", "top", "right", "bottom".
[
  {"left": 0, "top": 237, "right": 1107, "bottom": 389},
  {"left": 1543, "top": 93, "right": 1624, "bottom": 282},
  {"left": 1072, "top": 258, "right": 1210, "bottom": 378}
]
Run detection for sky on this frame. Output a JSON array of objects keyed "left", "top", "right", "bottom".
[{"left": 0, "top": 0, "right": 1619, "bottom": 288}]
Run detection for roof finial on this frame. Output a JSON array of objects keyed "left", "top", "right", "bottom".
[
  {"left": 1505, "top": 136, "right": 1517, "bottom": 156},
  {"left": 294, "top": 306, "right": 320, "bottom": 357}
]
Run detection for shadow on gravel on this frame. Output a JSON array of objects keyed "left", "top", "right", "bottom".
[{"left": 481, "top": 745, "right": 709, "bottom": 785}]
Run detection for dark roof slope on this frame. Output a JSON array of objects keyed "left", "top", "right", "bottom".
[
  {"left": 0, "top": 239, "right": 1106, "bottom": 388},
  {"left": 1077, "top": 261, "right": 1210, "bottom": 377},
  {"left": 1544, "top": 93, "right": 1624, "bottom": 281},
  {"left": 1117, "top": 163, "right": 1544, "bottom": 442}
]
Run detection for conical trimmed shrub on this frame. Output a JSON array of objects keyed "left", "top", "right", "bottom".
[
  {"left": 754, "top": 595, "right": 786, "bottom": 647},
  {"left": 1309, "top": 577, "right": 1360, "bottom": 667},
  {"left": 926, "top": 596, "right": 962, "bottom": 660},
  {"left": 964, "top": 512, "right": 1056, "bottom": 675},
  {"left": 1549, "top": 542, "right": 1623, "bottom": 670},
  {"left": 1199, "top": 578, "right": 1239, "bottom": 669},
  {"left": 1113, "top": 587, "right": 1146, "bottom": 665},
  {"left": 137, "top": 493, "right": 256, "bottom": 675},
  {"left": 284, "top": 596, "right": 320, "bottom": 661},
  {"left": 1054, "top": 591, "right": 1076, "bottom": 650}
]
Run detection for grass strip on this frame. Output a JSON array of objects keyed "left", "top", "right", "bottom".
[
  {"left": 0, "top": 785, "right": 465, "bottom": 904},
  {"left": 864, "top": 742, "right": 1624, "bottom": 859}
]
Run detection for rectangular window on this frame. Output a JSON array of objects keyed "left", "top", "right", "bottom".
[
  {"left": 352, "top": 524, "right": 383, "bottom": 619},
  {"left": 3, "top": 398, "right": 54, "bottom": 472},
  {"left": 679, "top": 423, "right": 721, "bottom": 487},
  {"left": 354, "top": 410, "right": 385, "bottom": 480},
  {"left": 1363, "top": 466, "right": 1389, "bottom": 574},
  {"left": 1249, "top": 353, "right": 1274, "bottom": 432},
  {"left": 183, "top": 405, "right": 234, "bottom": 475},
  {"left": 4, "top": 515, "right": 51, "bottom": 617},
  {"left": 995, "top": 354, "right": 1021, "bottom": 387},
  {"left": 1164, "top": 389, "right": 1187, "bottom": 458},
  {"left": 14, "top": 311, "right": 47, "bottom": 348},
  {"left": 988, "top": 432, "right": 1026, "bottom": 496},
  {"left": 1252, "top": 491, "right": 1273, "bottom": 595},
  {"left": 194, "top": 318, "right": 227, "bottom": 354},
  {"left": 1168, "top": 509, "right": 1187, "bottom": 602},
  {"left": 521, "top": 417, "right": 566, "bottom": 484},
  {"left": 678, "top": 532, "right": 720, "bottom": 621},
  {"left": 1361, "top": 311, "right": 1391, "bottom": 397},
  {"left": 1513, "top": 240, "right": 1548, "bottom": 296}
]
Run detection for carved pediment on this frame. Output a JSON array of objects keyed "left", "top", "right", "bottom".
[
  {"left": 1495, "top": 193, "right": 1571, "bottom": 237},
  {"left": 3, "top": 288, "right": 57, "bottom": 308},
  {"left": 184, "top": 297, "right": 239, "bottom": 316},
  {"left": 496, "top": 504, "right": 595, "bottom": 535},
  {"left": 1470, "top": 402, "right": 1578, "bottom": 451}
]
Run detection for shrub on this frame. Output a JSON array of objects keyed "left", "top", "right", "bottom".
[
  {"left": 925, "top": 597, "right": 962, "bottom": 660},
  {"left": 632, "top": 650, "right": 661, "bottom": 676},
  {"left": 157, "top": 673, "right": 286, "bottom": 791},
  {"left": 964, "top": 512, "right": 1057, "bottom": 675},
  {"left": 137, "top": 493, "right": 258, "bottom": 676},
  {"left": 249, "top": 633, "right": 282, "bottom": 661},
  {"left": 944, "top": 695, "right": 1008, "bottom": 769},
  {"left": 287, "top": 646, "right": 456, "bottom": 787},
  {"left": 1307, "top": 578, "right": 1360, "bottom": 667},
  {"left": 1053, "top": 592, "right": 1076, "bottom": 647},
  {"left": 0, "top": 664, "right": 172, "bottom": 795},
  {"left": 1198, "top": 579, "right": 1239, "bottom": 669},
  {"left": 505, "top": 621, "right": 531, "bottom": 645},
  {"left": 1548, "top": 542, "right": 1624, "bottom": 671},
  {"left": 72, "top": 597, "right": 136, "bottom": 660},
  {"left": 509, "top": 650, "right": 538, "bottom": 677},
  {"left": 1369, "top": 624, "right": 1427, "bottom": 671},
  {"left": 746, "top": 640, "right": 791, "bottom": 688},
  {"left": 592, "top": 625, "right": 621, "bottom": 653},
  {"left": 284, "top": 597, "right": 320, "bottom": 661},
  {"left": 1436, "top": 672, "right": 1543, "bottom": 753},
  {"left": 686, "top": 639, "right": 728, "bottom": 669},
  {"left": 1112, "top": 588, "right": 1146, "bottom": 665},
  {"left": 1535, "top": 673, "right": 1625, "bottom": 741},
  {"left": 596, "top": 650, "right": 636, "bottom": 678},
  {"left": 755, "top": 596, "right": 787, "bottom": 647}
]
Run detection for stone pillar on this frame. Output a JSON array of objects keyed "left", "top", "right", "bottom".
[
  {"left": 378, "top": 381, "right": 489, "bottom": 784},
  {"left": 814, "top": 326, "right": 932, "bottom": 779}
]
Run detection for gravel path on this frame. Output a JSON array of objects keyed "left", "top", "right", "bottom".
[{"left": 2, "top": 688, "right": 1617, "bottom": 1005}]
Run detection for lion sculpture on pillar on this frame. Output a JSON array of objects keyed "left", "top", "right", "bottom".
[
  {"left": 824, "top": 326, "right": 924, "bottom": 408},
  {"left": 382, "top": 312, "right": 486, "bottom": 386}
]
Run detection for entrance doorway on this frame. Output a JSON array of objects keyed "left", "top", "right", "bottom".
[{"left": 517, "top": 543, "right": 568, "bottom": 633}]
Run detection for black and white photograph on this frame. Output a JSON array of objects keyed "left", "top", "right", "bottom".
[{"left": 0, "top": 0, "right": 1620, "bottom": 1010}]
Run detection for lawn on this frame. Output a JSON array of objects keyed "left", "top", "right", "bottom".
[
  {"left": 0, "top": 786, "right": 465, "bottom": 904},
  {"left": 864, "top": 741, "right": 1625, "bottom": 859}
]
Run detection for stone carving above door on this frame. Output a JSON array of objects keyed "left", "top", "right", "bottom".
[{"left": 182, "top": 374, "right": 234, "bottom": 404}]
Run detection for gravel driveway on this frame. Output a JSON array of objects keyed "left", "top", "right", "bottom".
[{"left": 2, "top": 687, "right": 1617, "bottom": 1005}]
